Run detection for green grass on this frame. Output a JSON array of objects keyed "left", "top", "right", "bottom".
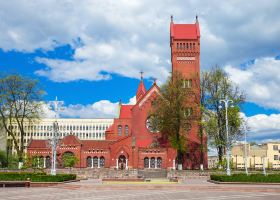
[
  {"left": 210, "top": 173, "right": 280, "bottom": 183},
  {"left": 0, "top": 172, "right": 76, "bottom": 182}
]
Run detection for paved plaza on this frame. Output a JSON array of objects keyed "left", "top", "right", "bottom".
[{"left": 1, "top": 178, "right": 280, "bottom": 200}]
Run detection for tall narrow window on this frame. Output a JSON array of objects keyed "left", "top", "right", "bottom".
[
  {"left": 176, "top": 43, "right": 179, "bottom": 49},
  {"left": 190, "top": 43, "right": 192, "bottom": 49},
  {"left": 118, "top": 125, "right": 122, "bottom": 136},
  {"left": 125, "top": 125, "right": 129, "bottom": 136},
  {"left": 183, "top": 79, "right": 192, "bottom": 88},
  {"left": 186, "top": 43, "right": 189, "bottom": 49}
]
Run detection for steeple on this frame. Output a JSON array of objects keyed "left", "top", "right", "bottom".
[
  {"left": 196, "top": 14, "right": 199, "bottom": 24},
  {"left": 136, "top": 71, "right": 146, "bottom": 102}
]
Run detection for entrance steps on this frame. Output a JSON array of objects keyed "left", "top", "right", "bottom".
[{"left": 138, "top": 169, "right": 167, "bottom": 179}]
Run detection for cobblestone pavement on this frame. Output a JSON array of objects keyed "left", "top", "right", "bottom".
[{"left": 1, "top": 179, "right": 280, "bottom": 200}]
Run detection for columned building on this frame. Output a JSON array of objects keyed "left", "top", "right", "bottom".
[{"left": 27, "top": 16, "right": 208, "bottom": 170}]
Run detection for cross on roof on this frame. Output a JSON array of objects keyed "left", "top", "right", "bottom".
[{"left": 140, "top": 71, "right": 144, "bottom": 80}]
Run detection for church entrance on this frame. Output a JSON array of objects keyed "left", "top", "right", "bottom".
[{"left": 118, "top": 155, "right": 126, "bottom": 170}]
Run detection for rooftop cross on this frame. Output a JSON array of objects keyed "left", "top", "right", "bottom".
[{"left": 140, "top": 71, "right": 144, "bottom": 80}]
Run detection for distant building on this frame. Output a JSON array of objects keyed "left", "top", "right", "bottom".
[
  {"left": 231, "top": 142, "right": 280, "bottom": 169},
  {"left": 6, "top": 118, "right": 114, "bottom": 154},
  {"left": 208, "top": 155, "right": 219, "bottom": 169}
]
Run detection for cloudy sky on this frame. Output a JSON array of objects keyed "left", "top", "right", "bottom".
[{"left": 0, "top": 0, "right": 280, "bottom": 143}]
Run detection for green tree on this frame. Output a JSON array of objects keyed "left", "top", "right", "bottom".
[
  {"left": 62, "top": 153, "right": 78, "bottom": 171},
  {"left": 0, "top": 74, "right": 44, "bottom": 168},
  {"left": 150, "top": 72, "right": 199, "bottom": 169},
  {"left": 0, "top": 150, "right": 7, "bottom": 168},
  {"left": 201, "top": 66, "right": 245, "bottom": 163}
]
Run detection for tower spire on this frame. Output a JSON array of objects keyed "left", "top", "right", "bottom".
[
  {"left": 171, "top": 15, "right": 173, "bottom": 23},
  {"left": 196, "top": 14, "right": 199, "bottom": 23},
  {"left": 140, "top": 71, "right": 144, "bottom": 81}
]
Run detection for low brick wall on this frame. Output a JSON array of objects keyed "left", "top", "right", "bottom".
[{"left": 167, "top": 170, "right": 211, "bottom": 180}]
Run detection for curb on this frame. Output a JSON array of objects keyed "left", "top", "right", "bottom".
[{"left": 208, "top": 179, "right": 280, "bottom": 185}]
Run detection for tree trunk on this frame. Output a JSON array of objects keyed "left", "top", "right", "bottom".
[{"left": 177, "top": 150, "right": 183, "bottom": 170}]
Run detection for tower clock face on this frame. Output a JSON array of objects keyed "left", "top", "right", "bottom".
[{"left": 146, "top": 116, "right": 159, "bottom": 133}]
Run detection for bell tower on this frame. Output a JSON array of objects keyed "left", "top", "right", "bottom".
[{"left": 170, "top": 15, "right": 200, "bottom": 80}]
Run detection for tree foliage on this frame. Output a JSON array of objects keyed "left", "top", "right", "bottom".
[
  {"left": 62, "top": 152, "right": 78, "bottom": 170},
  {"left": 0, "top": 74, "right": 44, "bottom": 165},
  {"left": 201, "top": 66, "right": 245, "bottom": 162},
  {"left": 150, "top": 71, "right": 199, "bottom": 165}
]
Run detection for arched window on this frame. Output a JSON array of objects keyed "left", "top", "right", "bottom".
[
  {"left": 150, "top": 157, "right": 155, "bottom": 168},
  {"left": 125, "top": 125, "right": 129, "bottom": 136},
  {"left": 144, "top": 157, "right": 149, "bottom": 168},
  {"left": 86, "top": 156, "right": 92, "bottom": 168},
  {"left": 100, "top": 156, "right": 105, "bottom": 167},
  {"left": 93, "top": 156, "right": 98, "bottom": 167},
  {"left": 46, "top": 156, "right": 51, "bottom": 168},
  {"left": 186, "top": 43, "right": 189, "bottom": 49},
  {"left": 157, "top": 157, "right": 162, "bottom": 168},
  {"left": 180, "top": 43, "right": 182, "bottom": 49},
  {"left": 118, "top": 125, "right": 122, "bottom": 136},
  {"left": 190, "top": 43, "right": 193, "bottom": 49}
]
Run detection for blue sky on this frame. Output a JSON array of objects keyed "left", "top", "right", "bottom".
[{"left": 0, "top": 0, "right": 280, "bottom": 143}]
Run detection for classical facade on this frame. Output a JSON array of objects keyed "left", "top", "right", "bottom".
[
  {"left": 231, "top": 142, "right": 280, "bottom": 170},
  {"left": 27, "top": 17, "right": 207, "bottom": 170}
]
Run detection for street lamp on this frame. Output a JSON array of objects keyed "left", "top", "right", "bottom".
[
  {"left": 48, "top": 97, "right": 64, "bottom": 176},
  {"left": 243, "top": 123, "right": 249, "bottom": 175},
  {"left": 219, "top": 97, "right": 234, "bottom": 176}
]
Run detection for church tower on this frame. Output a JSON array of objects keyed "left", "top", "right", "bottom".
[{"left": 170, "top": 15, "right": 200, "bottom": 82}]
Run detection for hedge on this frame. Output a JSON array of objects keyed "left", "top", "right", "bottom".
[
  {"left": 0, "top": 172, "right": 76, "bottom": 182},
  {"left": 210, "top": 173, "right": 280, "bottom": 183}
]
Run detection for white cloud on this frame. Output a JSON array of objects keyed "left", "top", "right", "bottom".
[
  {"left": 225, "top": 57, "right": 280, "bottom": 110},
  {"left": 0, "top": 1, "right": 279, "bottom": 82},
  {"left": 241, "top": 112, "right": 280, "bottom": 142},
  {"left": 55, "top": 96, "right": 136, "bottom": 118}
]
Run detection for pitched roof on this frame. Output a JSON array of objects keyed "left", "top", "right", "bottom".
[
  {"left": 170, "top": 23, "right": 200, "bottom": 39},
  {"left": 82, "top": 140, "right": 111, "bottom": 149},
  {"left": 136, "top": 80, "right": 146, "bottom": 102},
  {"left": 28, "top": 140, "right": 48, "bottom": 149},
  {"left": 60, "top": 135, "right": 82, "bottom": 145},
  {"left": 119, "top": 105, "right": 133, "bottom": 119}
]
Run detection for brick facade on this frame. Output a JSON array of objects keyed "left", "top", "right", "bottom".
[{"left": 27, "top": 17, "right": 208, "bottom": 170}]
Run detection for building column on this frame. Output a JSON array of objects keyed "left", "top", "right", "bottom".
[
  {"left": 148, "top": 158, "right": 151, "bottom": 169},
  {"left": 155, "top": 158, "right": 157, "bottom": 169},
  {"left": 91, "top": 157, "right": 94, "bottom": 168},
  {"left": 43, "top": 157, "right": 46, "bottom": 168},
  {"left": 173, "top": 159, "right": 176, "bottom": 170},
  {"left": 37, "top": 157, "right": 40, "bottom": 168},
  {"left": 125, "top": 159, "right": 128, "bottom": 170},
  {"left": 116, "top": 158, "right": 119, "bottom": 170},
  {"left": 98, "top": 157, "right": 100, "bottom": 168}
]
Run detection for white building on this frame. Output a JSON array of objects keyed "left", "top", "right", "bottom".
[{"left": 7, "top": 118, "right": 114, "bottom": 154}]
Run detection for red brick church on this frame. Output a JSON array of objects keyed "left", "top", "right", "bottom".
[{"left": 27, "top": 17, "right": 207, "bottom": 170}]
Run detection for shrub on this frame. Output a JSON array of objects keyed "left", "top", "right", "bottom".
[
  {"left": 0, "top": 172, "right": 76, "bottom": 182},
  {"left": 210, "top": 173, "right": 280, "bottom": 183}
]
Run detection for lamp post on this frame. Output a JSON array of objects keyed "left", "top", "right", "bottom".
[
  {"left": 48, "top": 97, "right": 64, "bottom": 176},
  {"left": 219, "top": 97, "right": 234, "bottom": 176},
  {"left": 243, "top": 124, "right": 249, "bottom": 175}
]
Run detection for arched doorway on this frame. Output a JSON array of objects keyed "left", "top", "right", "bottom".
[
  {"left": 86, "top": 156, "right": 92, "bottom": 168},
  {"left": 144, "top": 157, "right": 149, "bottom": 168},
  {"left": 100, "top": 156, "right": 105, "bottom": 167},
  {"left": 157, "top": 157, "right": 162, "bottom": 168},
  {"left": 118, "top": 155, "right": 126, "bottom": 170},
  {"left": 93, "top": 156, "right": 98, "bottom": 168},
  {"left": 46, "top": 156, "right": 51, "bottom": 168}
]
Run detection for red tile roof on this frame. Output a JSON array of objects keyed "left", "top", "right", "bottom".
[
  {"left": 170, "top": 23, "right": 200, "bottom": 39},
  {"left": 61, "top": 135, "right": 82, "bottom": 145},
  {"left": 82, "top": 140, "right": 111, "bottom": 149},
  {"left": 28, "top": 140, "right": 49, "bottom": 149},
  {"left": 136, "top": 80, "right": 146, "bottom": 101},
  {"left": 119, "top": 105, "right": 133, "bottom": 119}
]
